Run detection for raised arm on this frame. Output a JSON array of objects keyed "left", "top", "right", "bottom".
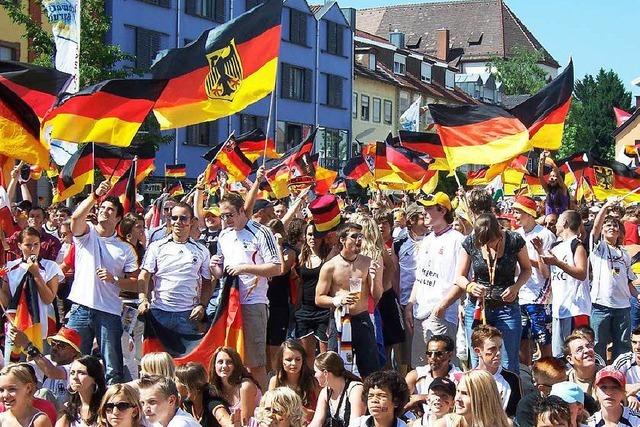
[
  {"left": 70, "top": 181, "right": 110, "bottom": 236},
  {"left": 591, "top": 199, "right": 616, "bottom": 243},
  {"left": 243, "top": 166, "right": 265, "bottom": 215}
]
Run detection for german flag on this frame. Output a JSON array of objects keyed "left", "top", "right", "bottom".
[
  {"left": 0, "top": 78, "right": 49, "bottom": 168},
  {"left": 150, "top": 0, "right": 282, "bottom": 130},
  {"left": 203, "top": 138, "right": 253, "bottom": 182},
  {"left": 509, "top": 60, "right": 573, "bottom": 151},
  {"left": 93, "top": 142, "right": 156, "bottom": 182},
  {"left": 168, "top": 181, "right": 185, "bottom": 197},
  {"left": 398, "top": 130, "right": 449, "bottom": 171},
  {"left": 585, "top": 157, "right": 640, "bottom": 202},
  {"left": 314, "top": 165, "right": 338, "bottom": 195},
  {"left": 53, "top": 144, "right": 94, "bottom": 203},
  {"left": 122, "top": 162, "right": 137, "bottom": 213},
  {"left": 385, "top": 141, "right": 431, "bottom": 184},
  {"left": 234, "top": 128, "right": 279, "bottom": 162},
  {"left": 0, "top": 61, "right": 70, "bottom": 121},
  {"left": 466, "top": 167, "right": 491, "bottom": 186},
  {"left": 165, "top": 164, "right": 186, "bottom": 178},
  {"left": 265, "top": 164, "right": 290, "bottom": 199},
  {"left": 342, "top": 155, "right": 373, "bottom": 188},
  {"left": 374, "top": 138, "right": 408, "bottom": 188},
  {"left": 42, "top": 79, "right": 168, "bottom": 147},
  {"left": 417, "top": 170, "right": 439, "bottom": 194},
  {"left": 262, "top": 128, "right": 316, "bottom": 175},
  {"left": 7, "top": 269, "right": 44, "bottom": 352},
  {"left": 143, "top": 275, "right": 244, "bottom": 365},
  {"left": 429, "top": 104, "right": 531, "bottom": 170}
]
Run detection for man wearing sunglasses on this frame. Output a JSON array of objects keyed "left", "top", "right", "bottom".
[
  {"left": 138, "top": 202, "right": 212, "bottom": 346},
  {"left": 147, "top": 197, "right": 178, "bottom": 244}
]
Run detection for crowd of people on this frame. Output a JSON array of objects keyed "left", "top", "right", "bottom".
[{"left": 1, "top": 158, "right": 640, "bottom": 427}]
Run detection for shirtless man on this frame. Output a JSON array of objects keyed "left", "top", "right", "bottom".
[{"left": 316, "top": 222, "right": 383, "bottom": 377}]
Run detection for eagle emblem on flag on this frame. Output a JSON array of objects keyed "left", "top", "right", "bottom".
[
  {"left": 205, "top": 39, "right": 243, "bottom": 101},
  {"left": 594, "top": 165, "right": 614, "bottom": 189}
]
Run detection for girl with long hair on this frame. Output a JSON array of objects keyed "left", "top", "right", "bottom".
[
  {"left": 308, "top": 352, "right": 365, "bottom": 427},
  {"left": 267, "top": 340, "right": 319, "bottom": 421},
  {"left": 294, "top": 223, "right": 331, "bottom": 366},
  {"left": 433, "top": 370, "right": 511, "bottom": 427},
  {"left": 0, "top": 364, "right": 52, "bottom": 427},
  {"left": 174, "top": 362, "right": 233, "bottom": 427},
  {"left": 97, "top": 384, "right": 142, "bottom": 427},
  {"left": 208, "top": 347, "right": 261, "bottom": 427},
  {"left": 57, "top": 356, "right": 107, "bottom": 427}
]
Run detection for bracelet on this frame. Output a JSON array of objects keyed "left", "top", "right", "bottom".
[
  {"left": 465, "top": 283, "right": 474, "bottom": 293},
  {"left": 26, "top": 344, "right": 41, "bottom": 358}
]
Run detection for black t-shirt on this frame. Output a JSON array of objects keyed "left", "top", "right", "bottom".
[
  {"left": 182, "top": 392, "right": 228, "bottom": 427},
  {"left": 199, "top": 228, "right": 220, "bottom": 256}
]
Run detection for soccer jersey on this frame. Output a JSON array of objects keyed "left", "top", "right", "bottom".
[
  {"left": 550, "top": 237, "right": 591, "bottom": 318},
  {"left": 517, "top": 224, "right": 556, "bottom": 304},
  {"left": 613, "top": 351, "right": 640, "bottom": 386},
  {"left": 590, "top": 238, "right": 636, "bottom": 309}
]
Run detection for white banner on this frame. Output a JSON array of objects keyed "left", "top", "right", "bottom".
[
  {"left": 43, "top": 0, "right": 81, "bottom": 93},
  {"left": 399, "top": 96, "right": 421, "bottom": 132}
]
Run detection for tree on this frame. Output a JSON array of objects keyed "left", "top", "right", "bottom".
[
  {"left": 488, "top": 47, "right": 547, "bottom": 96},
  {"left": 2, "top": 0, "right": 133, "bottom": 87},
  {"left": 559, "top": 69, "right": 632, "bottom": 159}
]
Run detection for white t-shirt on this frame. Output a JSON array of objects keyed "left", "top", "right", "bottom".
[
  {"left": 6, "top": 258, "right": 63, "bottom": 338},
  {"left": 613, "top": 352, "right": 640, "bottom": 386},
  {"left": 217, "top": 220, "right": 280, "bottom": 305},
  {"left": 412, "top": 227, "right": 465, "bottom": 324},
  {"left": 550, "top": 236, "right": 591, "bottom": 318},
  {"left": 493, "top": 367, "right": 512, "bottom": 411},
  {"left": 30, "top": 355, "right": 71, "bottom": 409},
  {"left": 589, "top": 238, "right": 636, "bottom": 309},
  {"left": 414, "top": 364, "right": 462, "bottom": 395},
  {"left": 587, "top": 407, "right": 640, "bottom": 426},
  {"left": 152, "top": 408, "right": 200, "bottom": 427},
  {"left": 397, "top": 235, "right": 422, "bottom": 306},
  {"left": 517, "top": 224, "right": 556, "bottom": 304},
  {"left": 68, "top": 225, "right": 139, "bottom": 315},
  {"left": 142, "top": 236, "right": 211, "bottom": 311}
]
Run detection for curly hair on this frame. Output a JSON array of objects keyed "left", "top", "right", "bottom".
[
  {"left": 273, "top": 340, "right": 316, "bottom": 406},
  {"left": 362, "top": 370, "right": 409, "bottom": 418},
  {"left": 256, "top": 387, "right": 304, "bottom": 427}
]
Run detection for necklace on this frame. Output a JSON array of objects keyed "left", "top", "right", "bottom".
[{"left": 339, "top": 253, "right": 358, "bottom": 263}]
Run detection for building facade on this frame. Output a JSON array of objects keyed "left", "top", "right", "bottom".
[{"left": 1, "top": 0, "right": 52, "bottom": 61}]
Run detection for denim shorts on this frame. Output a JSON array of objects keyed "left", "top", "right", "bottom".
[{"left": 520, "top": 304, "right": 552, "bottom": 345}]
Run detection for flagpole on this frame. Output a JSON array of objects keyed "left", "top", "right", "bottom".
[
  {"left": 164, "top": 163, "right": 167, "bottom": 192},
  {"left": 91, "top": 142, "right": 95, "bottom": 193},
  {"left": 262, "top": 86, "right": 277, "bottom": 168}
]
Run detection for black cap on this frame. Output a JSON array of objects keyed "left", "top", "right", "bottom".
[
  {"left": 253, "top": 199, "right": 274, "bottom": 214},
  {"left": 15, "top": 200, "right": 33, "bottom": 212},
  {"left": 428, "top": 377, "right": 456, "bottom": 397}
]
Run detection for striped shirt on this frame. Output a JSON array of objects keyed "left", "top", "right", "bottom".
[
  {"left": 613, "top": 352, "right": 640, "bottom": 387},
  {"left": 587, "top": 407, "right": 640, "bottom": 426}
]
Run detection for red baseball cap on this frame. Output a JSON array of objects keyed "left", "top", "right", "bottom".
[
  {"left": 47, "top": 327, "right": 82, "bottom": 353},
  {"left": 595, "top": 367, "right": 626, "bottom": 388}
]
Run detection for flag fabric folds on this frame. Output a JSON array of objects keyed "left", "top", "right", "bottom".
[
  {"left": 399, "top": 96, "right": 421, "bottom": 131},
  {"left": 584, "top": 157, "right": 640, "bottom": 202},
  {"left": 508, "top": 60, "right": 573, "bottom": 150},
  {"left": 150, "top": 0, "right": 282, "bottom": 130},
  {"left": 122, "top": 161, "right": 137, "bottom": 213},
  {"left": 429, "top": 104, "right": 531, "bottom": 170},
  {"left": 234, "top": 128, "right": 278, "bottom": 161},
  {"left": 143, "top": 275, "right": 244, "bottom": 367},
  {"left": 398, "top": 131, "right": 449, "bottom": 171},
  {"left": 168, "top": 181, "right": 185, "bottom": 197},
  {"left": 7, "top": 271, "right": 44, "bottom": 352},
  {"left": 165, "top": 164, "right": 187, "bottom": 178},
  {"left": 314, "top": 166, "right": 338, "bottom": 195},
  {"left": 202, "top": 138, "right": 253, "bottom": 182},
  {"left": 385, "top": 142, "right": 431, "bottom": 184},
  {"left": 42, "top": 79, "right": 168, "bottom": 147},
  {"left": 53, "top": 144, "right": 94, "bottom": 203},
  {"left": 342, "top": 155, "right": 374, "bottom": 188},
  {"left": 330, "top": 178, "right": 347, "bottom": 194}
]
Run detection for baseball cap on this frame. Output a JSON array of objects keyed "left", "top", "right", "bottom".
[
  {"left": 253, "top": 199, "right": 274, "bottom": 214},
  {"left": 204, "top": 206, "right": 220, "bottom": 217},
  {"left": 550, "top": 381, "right": 585, "bottom": 404},
  {"left": 405, "top": 203, "right": 425, "bottom": 219},
  {"left": 419, "top": 192, "right": 452, "bottom": 211},
  {"left": 512, "top": 195, "right": 538, "bottom": 218},
  {"left": 428, "top": 377, "right": 456, "bottom": 398},
  {"left": 47, "top": 327, "right": 82, "bottom": 353},
  {"left": 595, "top": 368, "right": 626, "bottom": 388}
]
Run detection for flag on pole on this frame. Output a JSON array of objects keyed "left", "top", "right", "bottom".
[
  {"left": 342, "top": 155, "right": 374, "bottom": 188},
  {"left": 150, "top": 0, "right": 282, "bottom": 130},
  {"left": 202, "top": 137, "right": 253, "bottom": 182},
  {"left": 168, "top": 181, "right": 185, "bottom": 197},
  {"left": 53, "top": 143, "right": 94, "bottom": 203},
  {"left": 398, "top": 130, "right": 449, "bottom": 171},
  {"left": 614, "top": 107, "right": 632, "bottom": 127},
  {"left": 122, "top": 160, "right": 137, "bottom": 213},
  {"left": 7, "top": 271, "right": 44, "bottom": 352},
  {"left": 234, "top": 128, "right": 279, "bottom": 161},
  {"left": 399, "top": 96, "right": 421, "bottom": 131},
  {"left": 43, "top": 0, "right": 81, "bottom": 92},
  {"left": 165, "top": 164, "right": 187, "bottom": 178}
]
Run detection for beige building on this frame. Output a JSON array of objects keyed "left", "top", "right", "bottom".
[
  {"left": 614, "top": 100, "right": 640, "bottom": 165},
  {"left": 1, "top": 1, "right": 51, "bottom": 62}
]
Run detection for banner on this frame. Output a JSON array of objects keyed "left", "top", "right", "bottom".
[{"left": 43, "top": 0, "right": 80, "bottom": 93}]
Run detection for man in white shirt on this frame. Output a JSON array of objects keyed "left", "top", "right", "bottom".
[
  {"left": 67, "top": 180, "right": 139, "bottom": 384},
  {"left": 140, "top": 375, "right": 200, "bottom": 427},
  {"left": 211, "top": 193, "right": 281, "bottom": 390},
  {"left": 405, "top": 192, "right": 465, "bottom": 366},
  {"left": 147, "top": 197, "right": 178, "bottom": 243},
  {"left": 613, "top": 326, "right": 640, "bottom": 411},
  {"left": 512, "top": 194, "right": 556, "bottom": 362},
  {"left": 138, "top": 202, "right": 211, "bottom": 351}
]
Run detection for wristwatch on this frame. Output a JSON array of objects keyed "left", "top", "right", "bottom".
[{"left": 26, "top": 343, "right": 41, "bottom": 358}]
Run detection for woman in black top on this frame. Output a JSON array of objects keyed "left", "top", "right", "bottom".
[
  {"left": 454, "top": 213, "right": 531, "bottom": 373},
  {"left": 295, "top": 222, "right": 331, "bottom": 367},
  {"left": 175, "top": 362, "right": 232, "bottom": 427}
]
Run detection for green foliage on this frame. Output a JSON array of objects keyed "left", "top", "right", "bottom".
[
  {"left": 488, "top": 47, "right": 547, "bottom": 96},
  {"left": 559, "top": 69, "right": 632, "bottom": 159}
]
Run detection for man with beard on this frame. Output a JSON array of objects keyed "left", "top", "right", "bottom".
[
  {"left": 316, "top": 222, "right": 383, "bottom": 377},
  {"left": 539, "top": 150, "right": 569, "bottom": 216}
]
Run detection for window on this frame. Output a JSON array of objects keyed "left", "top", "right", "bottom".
[
  {"left": 186, "top": 121, "right": 218, "bottom": 146},
  {"left": 372, "top": 98, "right": 381, "bottom": 123},
  {"left": 281, "top": 63, "right": 312, "bottom": 102},
  {"left": 445, "top": 69, "right": 455, "bottom": 89},
  {"left": 135, "top": 27, "right": 164, "bottom": 70},
  {"left": 276, "top": 121, "right": 313, "bottom": 152},
  {"left": 352, "top": 93, "right": 357, "bottom": 118},
  {"left": 185, "top": 0, "right": 225, "bottom": 22},
  {"left": 240, "top": 114, "right": 266, "bottom": 133},
  {"left": 0, "top": 43, "right": 19, "bottom": 61},
  {"left": 361, "top": 95, "right": 369, "bottom": 121},
  {"left": 399, "top": 91, "right": 410, "bottom": 115},
  {"left": 393, "top": 53, "right": 406, "bottom": 75},
  {"left": 289, "top": 9, "right": 307, "bottom": 46},
  {"left": 326, "top": 21, "right": 343, "bottom": 56},
  {"left": 326, "top": 74, "right": 343, "bottom": 108},
  {"left": 368, "top": 53, "right": 376, "bottom": 70},
  {"left": 421, "top": 62, "right": 432, "bottom": 83},
  {"left": 383, "top": 100, "right": 392, "bottom": 124},
  {"left": 139, "top": 0, "right": 170, "bottom": 8},
  {"left": 317, "top": 128, "right": 348, "bottom": 170}
]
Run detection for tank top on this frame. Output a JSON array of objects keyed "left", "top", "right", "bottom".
[
  {"left": 325, "top": 381, "right": 361, "bottom": 427},
  {"left": 299, "top": 263, "right": 323, "bottom": 307},
  {"left": 26, "top": 411, "right": 45, "bottom": 427},
  {"left": 267, "top": 273, "right": 290, "bottom": 307}
]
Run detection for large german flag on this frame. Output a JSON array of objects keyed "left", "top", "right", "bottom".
[
  {"left": 398, "top": 130, "right": 449, "bottom": 171},
  {"left": 7, "top": 270, "right": 44, "bottom": 352},
  {"left": 53, "top": 144, "right": 94, "bottom": 203},
  {"left": 42, "top": 79, "right": 168, "bottom": 147},
  {"left": 509, "top": 60, "right": 573, "bottom": 151},
  {"left": 585, "top": 157, "right": 640, "bottom": 202},
  {"left": 429, "top": 104, "right": 531, "bottom": 170},
  {"left": 235, "top": 128, "right": 279, "bottom": 162},
  {"left": 203, "top": 138, "right": 253, "bottom": 182},
  {"left": 342, "top": 155, "right": 373, "bottom": 188},
  {"left": 150, "top": 0, "right": 282, "bottom": 130},
  {"left": 0, "top": 61, "right": 70, "bottom": 120},
  {"left": 385, "top": 141, "right": 431, "bottom": 184}
]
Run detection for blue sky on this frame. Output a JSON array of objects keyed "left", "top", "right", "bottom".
[{"left": 339, "top": 0, "right": 640, "bottom": 100}]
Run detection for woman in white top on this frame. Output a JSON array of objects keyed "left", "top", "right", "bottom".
[
  {"left": 309, "top": 352, "right": 365, "bottom": 427},
  {"left": 57, "top": 356, "right": 107, "bottom": 427},
  {"left": 1, "top": 227, "right": 62, "bottom": 341},
  {"left": 0, "top": 363, "right": 51, "bottom": 427}
]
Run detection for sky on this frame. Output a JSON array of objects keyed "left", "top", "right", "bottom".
[{"left": 338, "top": 0, "right": 640, "bottom": 101}]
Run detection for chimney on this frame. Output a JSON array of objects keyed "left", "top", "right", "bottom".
[
  {"left": 389, "top": 29, "right": 405, "bottom": 49},
  {"left": 437, "top": 28, "right": 449, "bottom": 61},
  {"left": 636, "top": 95, "right": 640, "bottom": 109}
]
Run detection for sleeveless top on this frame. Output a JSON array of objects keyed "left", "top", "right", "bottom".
[
  {"left": 324, "top": 381, "right": 361, "bottom": 427},
  {"left": 267, "top": 273, "right": 290, "bottom": 307},
  {"left": 26, "top": 411, "right": 45, "bottom": 427}
]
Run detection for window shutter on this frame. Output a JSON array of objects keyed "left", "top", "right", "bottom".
[
  {"left": 185, "top": 0, "right": 195, "bottom": 14},
  {"left": 281, "top": 64, "right": 291, "bottom": 99},
  {"left": 298, "top": 12, "right": 306, "bottom": 45},
  {"left": 214, "top": 0, "right": 225, "bottom": 22},
  {"left": 327, "top": 22, "right": 336, "bottom": 53},
  {"left": 289, "top": 10, "right": 298, "bottom": 43},
  {"left": 334, "top": 76, "right": 342, "bottom": 107},
  {"left": 303, "top": 68, "right": 312, "bottom": 102},
  {"left": 158, "top": 0, "right": 170, "bottom": 7},
  {"left": 135, "top": 28, "right": 150, "bottom": 69},
  {"left": 336, "top": 25, "right": 343, "bottom": 56}
]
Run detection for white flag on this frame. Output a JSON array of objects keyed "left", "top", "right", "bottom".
[
  {"left": 43, "top": 0, "right": 81, "bottom": 93},
  {"left": 399, "top": 96, "right": 421, "bottom": 132}
]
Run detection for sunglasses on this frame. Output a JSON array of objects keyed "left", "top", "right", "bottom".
[
  {"left": 347, "top": 232, "right": 363, "bottom": 240},
  {"left": 426, "top": 350, "right": 448, "bottom": 358},
  {"left": 104, "top": 402, "right": 135, "bottom": 412},
  {"left": 170, "top": 215, "right": 190, "bottom": 223}
]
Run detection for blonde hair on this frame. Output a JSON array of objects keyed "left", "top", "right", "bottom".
[
  {"left": 256, "top": 387, "right": 304, "bottom": 427},
  {"left": 140, "top": 352, "right": 175, "bottom": 378},
  {"left": 460, "top": 370, "right": 510, "bottom": 427},
  {"left": 351, "top": 214, "right": 383, "bottom": 261},
  {"left": 0, "top": 363, "right": 37, "bottom": 386},
  {"left": 98, "top": 384, "right": 141, "bottom": 427}
]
